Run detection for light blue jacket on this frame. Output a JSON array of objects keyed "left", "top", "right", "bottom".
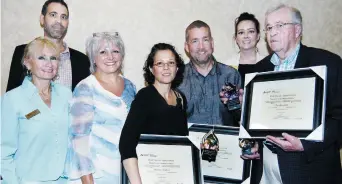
[{"left": 1, "top": 77, "right": 71, "bottom": 184}]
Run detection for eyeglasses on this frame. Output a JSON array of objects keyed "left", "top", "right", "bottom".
[
  {"left": 153, "top": 61, "right": 177, "bottom": 68},
  {"left": 264, "top": 22, "right": 297, "bottom": 33},
  {"left": 93, "top": 31, "right": 119, "bottom": 37}
]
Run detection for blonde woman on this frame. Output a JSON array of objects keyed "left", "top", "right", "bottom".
[{"left": 1, "top": 37, "right": 71, "bottom": 184}]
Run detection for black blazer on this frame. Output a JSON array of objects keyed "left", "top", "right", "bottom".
[
  {"left": 250, "top": 44, "right": 342, "bottom": 184},
  {"left": 6, "top": 44, "right": 90, "bottom": 92}
]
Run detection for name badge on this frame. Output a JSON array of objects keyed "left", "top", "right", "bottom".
[{"left": 25, "top": 109, "right": 40, "bottom": 119}]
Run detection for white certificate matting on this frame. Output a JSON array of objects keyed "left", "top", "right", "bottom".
[
  {"left": 136, "top": 144, "right": 195, "bottom": 184},
  {"left": 249, "top": 77, "right": 316, "bottom": 130},
  {"left": 189, "top": 131, "right": 244, "bottom": 180}
]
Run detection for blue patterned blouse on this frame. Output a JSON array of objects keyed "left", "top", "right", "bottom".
[{"left": 67, "top": 75, "right": 136, "bottom": 183}]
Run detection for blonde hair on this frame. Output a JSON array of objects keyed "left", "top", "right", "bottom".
[{"left": 22, "top": 37, "right": 59, "bottom": 66}]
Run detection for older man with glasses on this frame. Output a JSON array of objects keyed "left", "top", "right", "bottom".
[{"left": 241, "top": 4, "right": 342, "bottom": 184}]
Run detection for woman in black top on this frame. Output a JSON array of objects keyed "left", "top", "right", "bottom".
[{"left": 119, "top": 43, "right": 187, "bottom": 184}]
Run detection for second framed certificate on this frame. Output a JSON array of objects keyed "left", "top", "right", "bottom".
[
  {"left": 121, "top": 134, "right": 203, "bottom": 184},
  {"left": 188, "top": 124, "right": 250, "bottom": 184}
]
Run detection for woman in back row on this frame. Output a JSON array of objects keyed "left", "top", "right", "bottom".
[{"left": 225, "top": 12, "right": 265, "bottom": 86}]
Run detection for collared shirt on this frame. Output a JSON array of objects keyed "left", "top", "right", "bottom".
[
  {"left": 178, "top": 58, "right": 241, "bottom": 125},
  {"left": 261, "top": 43, "right": 300, "bottom": 184},
  {"left": 1, "top": 77, "right": 71, "bottom": 183},
  {"left": 271, "top": 44, "right": 300, "bottom": 71},
  {"left": 54, "top": 42, "right": 72, "bottom": 90}
]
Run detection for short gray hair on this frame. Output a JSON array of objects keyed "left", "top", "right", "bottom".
[
  {"left": 86, "top": 31, "right": 125, "bottom": 73},
  {"left": 185, "top": 20, "right": 212, "bottom": 42},
  {"left": 266, "top": 4, "right": 303, "bottom": 25}
]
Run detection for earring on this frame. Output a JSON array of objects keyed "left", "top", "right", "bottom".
[
  {"left": 53, "top": 74, "right": 60, "bottom": 81},
  {"left": 26, "top": 70, "right": 32, "bottom": 76},
  {"left": 119, "top": 65, "right": 124, "bottom": 75},
  {"left": 255, "top": 47, "right": 259, "bottom": 53},
  {"left": 233, "top": 40, "right": 240, "bottom": 53}
]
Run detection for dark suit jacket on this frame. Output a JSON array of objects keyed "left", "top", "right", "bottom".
[
  {"left": 250, "top": 44, "right": 342, "bottom": 184},
  {"left": 6, "top": 44, "right": 90, "bottom": 92}
]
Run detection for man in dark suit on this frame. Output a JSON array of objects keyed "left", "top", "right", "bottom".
[
  {"left": 6, "top": 0, "right": 90, "bottom": 92},
  {"left": 241, "top": 4, "right": 342, "bottom": 184}
]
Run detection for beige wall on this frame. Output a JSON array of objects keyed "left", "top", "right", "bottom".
[{"left": 1, "top": 0, "right": 342, "bottom": 94}]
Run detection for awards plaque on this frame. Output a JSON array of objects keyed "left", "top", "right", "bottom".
[
  {"left": 239, "top": 139, "right": 256, "bottom": 155},
  {"left": 239, "top": 66, "right": 327, "bottom": 141},
  {"left": 121, "top": 134, "right": 203, "bottom": 184},
  {"left": 222, "top": 82, "right": 241, "bottom": 111},
  {"left": 188, "top": 124, "right": 250, "bottom": 184},
  {"left": 201, "top": 129, "right": 219, "bottom": 162}
]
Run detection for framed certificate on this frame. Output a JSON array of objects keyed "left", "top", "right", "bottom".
[
  {"left": 240, "top": 66, "right": 327, "bottom": 140},
  {"left": 188, "top": 124, "right": 250, "bottom": 184},
  {"left": 121, "top": 134, "right": 203, "bottom": 184}
]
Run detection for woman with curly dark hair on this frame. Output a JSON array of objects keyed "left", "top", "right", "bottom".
[{"left": 119, "top": 43, "right": 188, "bottom": 184}]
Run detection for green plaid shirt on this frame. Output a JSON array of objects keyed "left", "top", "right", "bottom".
[{"left": 271, "top": 44, "right": 300, "bottom": 71}]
